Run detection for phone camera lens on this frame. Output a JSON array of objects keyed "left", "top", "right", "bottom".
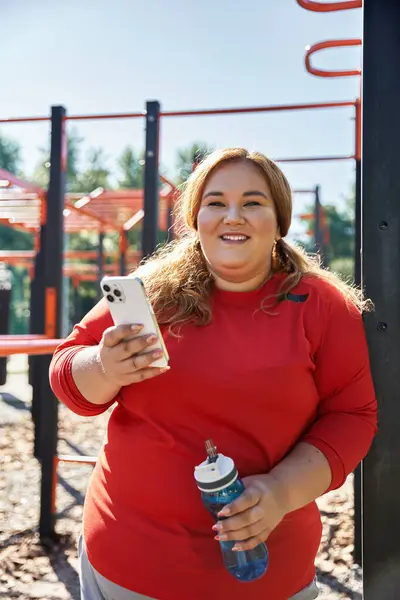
[
  {"left": 114, "top": 289, "right": 122, "bottom": 298},
  {"left": 103, "top": 285, "right": 110, "bottom": 293},
  {"left": 107, "top": 294, "right": 114, "bottom": 302}
]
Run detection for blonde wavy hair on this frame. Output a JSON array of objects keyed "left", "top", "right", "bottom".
[{"left": 135, "top": 147, "right": 370, "bottom": 332}]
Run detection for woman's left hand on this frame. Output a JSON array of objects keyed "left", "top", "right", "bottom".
[{"left": 212, "top": 474, "right": 288, "bottom": 551}]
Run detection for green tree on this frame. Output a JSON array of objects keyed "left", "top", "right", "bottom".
[
  {"left": 0, "top": 226, "right": 33, "bottom": 251},
  {"left": 73, "top": 147, "right": 110, "bottom": 193},
  {"left": 0, "top": 132, "right": 22, "bottom": 175},
  {"left": 329, "top": 256, "right": 355, "bottom": 282},
  {"left": 324, "top": 204, "right": 354, "bottom": 259},
  {"left": 32, "top": 128, "right": 83, "bottom": 190},
  {"left": 117, "top": 146, "right": 144, "bottom": 189},
  {"left": 299, "top": 191, "right": 355, "bottom": 277},
  {"left": 175, "top": 142, "right": 213, "bottom": 185}
]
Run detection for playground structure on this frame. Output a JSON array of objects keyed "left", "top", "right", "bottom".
[
  {"left": 0, "top": 169, "right": 177, "bottom": 279},
  {"left": 0, "top": 0, "right": 399, "bottom": 596}
]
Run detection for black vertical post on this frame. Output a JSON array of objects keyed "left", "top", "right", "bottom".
[
  {"left": 97, "top": 230, "right": 104, "bottom": 299},
  {"left": 142, "top": 101, "right": 160, "bottom": 259},
  {"left": 362, "top": 2, "right": 400, "bottom": 597},
  {"left": 314, "top": 185, "right": 324, "bottom": 263},
  {"left": 353, "top": 100, "right": 362, "bottom": 566},
  {"left": 38, "top": 105, "right": 66, "bottom": 541}
]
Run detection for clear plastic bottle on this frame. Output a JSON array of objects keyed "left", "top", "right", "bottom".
[{"left": 194, "top": 439, "right": 269, "bottom": 582}]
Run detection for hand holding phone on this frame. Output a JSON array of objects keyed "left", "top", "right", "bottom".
[
  {"left": 101, "top": 276, "right": 169, "bottom": 370},
  {"left": 97, "top": 323, "right": 169, "bottom": 387}
]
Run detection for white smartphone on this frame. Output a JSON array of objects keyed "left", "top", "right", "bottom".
[{"left": 100, "top": 275, "right": 169, "bottom": 368}]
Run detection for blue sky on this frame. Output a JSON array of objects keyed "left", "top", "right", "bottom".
[{"left": 1, "top": 0, "right": 361, "bottom": 237}]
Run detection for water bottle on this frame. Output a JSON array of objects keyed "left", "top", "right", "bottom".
[{"left": 194, "top": 439, "right": 269, "bottom": 582}]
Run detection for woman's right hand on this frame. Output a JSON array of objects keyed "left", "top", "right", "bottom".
[{"left": 97, "top": 323, "right": 169, "bottom": 387}]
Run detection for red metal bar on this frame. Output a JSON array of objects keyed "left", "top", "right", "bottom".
[
  {"left": 0, "top": 334, "right": 48, "bottom": 340},
  {"left": 52, "top": 455, "right": 97, "bottom": 515},
  {"left": 69, "top": 112, "right": 144, "bottom": 121},
  {"left": 0, "top": 337, "right": 62, "bottom": 356},
  {"left": 0, "top": 112, "right": 144, "bottom": 124},
  {"left": 0, "top": 116, "right": 50, "bottom": 124},
  {"left": 296, "top": 0, "right": 361, "bottom": 11},
  {"left": 274, "top": 154, "right": 354, "bottom": 163},
  {"left": 161, "top": 100, "right": 356, "bottom": 117},
  {"left": 0, "top": 100, "right": 357, "bottom": 125},
  {"left": 159, "top": 174, "right": 179, "bottom": 192},
  {"left": 65, "top": 200, "right": 121, "bottom": 231},
  {"left": 305, "top": 39, "right": 362, "bottom": 78},
  {"left": 0, "top": 168, "right": 45, "bottom": 196},
  {"left": 0, "top": 249, "right": 139, "bottom": 261}
]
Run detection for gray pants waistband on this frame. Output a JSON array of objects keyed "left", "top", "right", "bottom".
[{"left": 78, "top": 536, "right": 318, "bottom": 600}]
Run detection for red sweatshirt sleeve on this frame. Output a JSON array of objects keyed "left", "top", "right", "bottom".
[
  {"left": 49, "top": 298, "right": 117, "bottom": 417},
  {"left": 300, "top": 280, "right": 378, "bottom": 492}
]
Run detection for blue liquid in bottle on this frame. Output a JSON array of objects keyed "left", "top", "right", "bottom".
[{"left": 194, "top": 439, "right": 269, "bottom": 582}]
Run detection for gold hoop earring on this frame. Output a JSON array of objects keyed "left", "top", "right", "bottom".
[{"left": 272, "top": 240, "right": 279, "bottom": 271}]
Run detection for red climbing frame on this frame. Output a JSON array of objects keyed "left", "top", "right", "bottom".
[{"left": 296, "top": 0, "right": 361, "bottom": 11}]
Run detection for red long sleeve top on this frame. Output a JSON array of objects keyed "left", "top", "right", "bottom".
[{"left": 50, "top": 273, "right": 377, "bottom": 600}]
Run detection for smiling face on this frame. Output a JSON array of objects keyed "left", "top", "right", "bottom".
[{"left": 197, "top": 160, "right": 280, "bottom": 291}]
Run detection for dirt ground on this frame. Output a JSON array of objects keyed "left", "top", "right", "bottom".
[{"left": 0, "top": 355, "right": 362, "bottom": 600}]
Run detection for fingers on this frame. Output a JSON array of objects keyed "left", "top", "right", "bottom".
[
  {"left": 119, "top": 334, "right": 160, "bottom": 359},
  {"left": 212, "top": 485, "right": 272, "bottom": 549},
  {"left": 102, "top": 324, "right": 143, "bottom": 348},
  {"left": 218, "top": 486, "right": 260, "bottom": 518},
  {"left": 120, "top": 348, "right": 164, "bottom": 372},
  {"left": 121, "top": 366, "right": 169, "bottom": 385},
  {"left": 231, "top": 529, "right": 270, "bottom": 552},
  {"left": 104, "top": 327, "right": 162, "bottom": 359},
  {"left": 213, "top": 505, "right": 265, "bottom": 544},
  {"left": 100, "top": 325, "right": 168, "bottom": 387},
  {"left": 105, "top": 328, "right": 161, "bottom": 362}
]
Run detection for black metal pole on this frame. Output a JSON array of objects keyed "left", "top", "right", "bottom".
[
  {"left": 362, "top": 2, "right": 400, "bottom": 597},
  {"left": 97, "top": 230, "right": 104, "bottom": 299},
  {"left": 353, "top": 153, "right": 362, "bottom": 567},
  {"left": 39, "top": 105, "right": 66, "bottom": 541},
  {"left": 142, "top": 101, "right": 160, "bottom": 259}
]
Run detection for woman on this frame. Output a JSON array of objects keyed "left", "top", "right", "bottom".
[{"left": 50, "top": 148, "right": 377, "bottom": 600}]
